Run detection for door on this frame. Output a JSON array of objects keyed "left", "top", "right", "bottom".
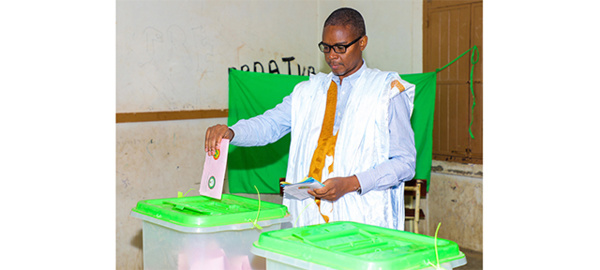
[{"left": 424, "top": 0, "right": 483, "bottom": 164}]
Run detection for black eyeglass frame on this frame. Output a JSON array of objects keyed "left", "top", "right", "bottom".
[{"left": 318, "top": 35, "right": 363, "bottom": 54}]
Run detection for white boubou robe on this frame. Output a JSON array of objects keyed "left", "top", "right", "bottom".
[{"left": 284, "top": 67, "right": 415, "bottom": 230}]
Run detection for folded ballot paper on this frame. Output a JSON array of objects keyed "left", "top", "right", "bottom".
[
  {"left": 281, "top": 177, "right": 324, "bottom": 200},
  {"left": 199, "top": 139, "right": 229, "bottom": 200}
]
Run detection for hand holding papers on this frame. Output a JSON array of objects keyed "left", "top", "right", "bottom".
[
  {"left": 280, "top": 177, "right": 324, "bottom": 200},
  {"left": 200, "top": 139, "right": 229, "bottom": 200}
]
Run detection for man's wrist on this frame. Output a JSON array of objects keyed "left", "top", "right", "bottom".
[
  {"left": 349, "top": 175, "right": 361, "bottom": 194},
  {"left": 227, "top": 128, "right": 235, "bottom": 140}
]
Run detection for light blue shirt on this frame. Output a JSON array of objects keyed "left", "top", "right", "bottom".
[{"left": 231, "top": 62, "right": 416, "bottom": 194}]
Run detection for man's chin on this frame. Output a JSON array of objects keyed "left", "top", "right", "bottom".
[{"left": 331, "top": 69, "right": 346, "bottom": 76}]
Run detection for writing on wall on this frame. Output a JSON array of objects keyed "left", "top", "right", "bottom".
[{"left": 231, "top": 56, "right": 316, "bottom": 76}]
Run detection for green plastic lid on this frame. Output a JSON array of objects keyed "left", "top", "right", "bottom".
[
  {"left": 252, "top": 221, "right": 465, "bottom": 270},
  {"left": 131, "top": 194, "right": 288, "bottom": 229}
]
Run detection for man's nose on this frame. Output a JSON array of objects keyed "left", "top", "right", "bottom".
[{"left": 327, "top": 51, "right": 340, "bottom": 60}]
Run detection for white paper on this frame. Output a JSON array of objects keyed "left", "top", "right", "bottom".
[
  {"left": 282, "top": 178, "right": 324, "bottom": 200},
  {"left": 199, "top": 139, "right": 229, "bottom": 200}
]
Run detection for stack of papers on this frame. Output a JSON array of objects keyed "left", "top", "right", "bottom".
[{"left": 280, "top": 177, "right": 324, "bottom": 200}]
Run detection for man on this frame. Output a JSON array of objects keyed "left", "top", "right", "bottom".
[{"left": 205, "top": 7, "right": 415, "bottom": 230}]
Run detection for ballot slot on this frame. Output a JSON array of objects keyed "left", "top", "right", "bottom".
[
  {"left": 163, "top": 200, "right": 213, "bottom": 215},
  {"left": 163, "top": 200, "right": 248, "bottom": 216},
  {"left": 292, "top": 225, "right": 398, "bottom": 256}
]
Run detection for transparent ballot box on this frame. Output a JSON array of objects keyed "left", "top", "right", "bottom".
[{"left": 131, "top": 194, "right": 290, "bottom": 270}]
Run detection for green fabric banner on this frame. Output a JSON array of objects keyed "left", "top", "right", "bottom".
[
  {"left": 227, "top": 69, "right": 436, "bottom": 193},
  {"left": 227, "top": 70, "right": 308, "bottom": 193},
  {"left": 403, "top": 72, "right": 437, "bottom": 187}
]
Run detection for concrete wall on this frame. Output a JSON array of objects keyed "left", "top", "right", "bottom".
[
  {"left": 116, "top": 1, "right": 423, "bottom": 269},
  {"left": 422, "top": 160, "right": 483, "bottom": 252}
]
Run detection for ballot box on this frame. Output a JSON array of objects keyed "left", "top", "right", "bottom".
[
  {"left": 131, "top": 194, "right": 291, "bottom": 270},
  {"left": 251, "top": 221, "right": 467, "bottom": 270}
]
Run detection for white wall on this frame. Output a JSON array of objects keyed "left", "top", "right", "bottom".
[
  {"left": 116, "top": 1, "right": 422, "bottom": 269},
  {"left": 117, "top": 0, "right": 320, "bottom": 113}
]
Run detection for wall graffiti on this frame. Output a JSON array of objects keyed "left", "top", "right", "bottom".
[{"left": 231, "top": 56, "right": 316, "bottom": 76}]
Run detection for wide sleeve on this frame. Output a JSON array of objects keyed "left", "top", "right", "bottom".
[
  {"left": 354, "top": 78, "right": 416, "bottom": 194},
  {"left": 229, "top": 95, "right": 293, "bottom": 147}
]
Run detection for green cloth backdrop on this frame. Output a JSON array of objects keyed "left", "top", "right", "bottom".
[{"left": 227, "top": 69, "right": 436, "bottom": 193}]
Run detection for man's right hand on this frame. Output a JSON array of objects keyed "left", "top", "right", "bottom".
[{"left": 205, "top": 124, "right": 234, "bottom": 156}]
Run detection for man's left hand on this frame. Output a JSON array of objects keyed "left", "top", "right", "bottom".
[{"left": 308, "top": 175, "right": 361, "bottom": 202}]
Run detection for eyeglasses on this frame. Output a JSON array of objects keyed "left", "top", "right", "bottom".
[{"left": 318, "top": 36, "right": 363, "bottom": 54}]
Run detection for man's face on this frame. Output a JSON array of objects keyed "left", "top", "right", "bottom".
[{"left": 321, "top": 25, "right": 366, "bottom": 81}]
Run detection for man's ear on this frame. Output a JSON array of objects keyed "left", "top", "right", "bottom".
[{"left": 360, "top": 36, "right": 368, "bottom": 51}]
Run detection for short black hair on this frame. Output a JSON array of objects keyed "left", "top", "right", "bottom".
[{"left": 324, "top": 7, "right": 366, "bottom": 38}]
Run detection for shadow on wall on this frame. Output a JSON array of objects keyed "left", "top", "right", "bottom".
[{"left": 131, "top": 229, "right": 143, "bottom": 250}]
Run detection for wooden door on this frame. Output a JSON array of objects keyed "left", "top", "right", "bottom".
[{"left": 424, "top": 0, "right": 483, "bottom": 164}]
